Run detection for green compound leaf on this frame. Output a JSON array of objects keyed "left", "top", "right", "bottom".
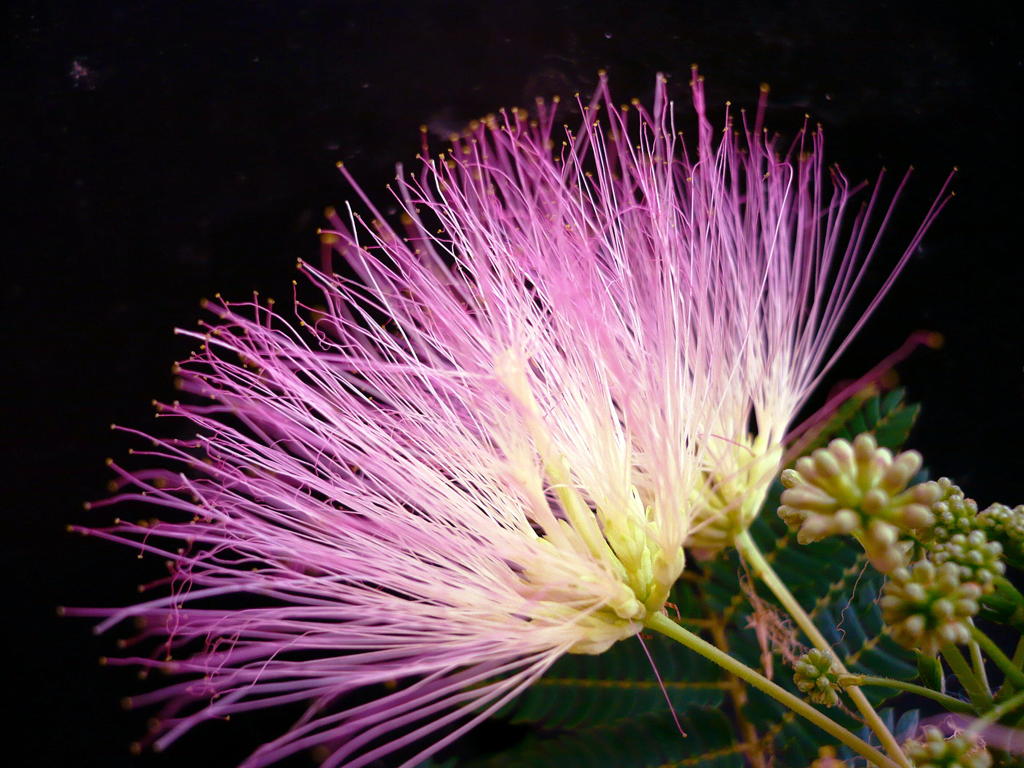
[
  {"left": 500, "top": 623, "right": 727, "bottom": 729},
  {"left": 817, "top": 387, "right": 921, "bottom": 451},
  {"left": 467, "top": 709, "right": 743, "bottom": 768}
]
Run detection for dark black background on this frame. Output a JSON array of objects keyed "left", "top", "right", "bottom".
[{"left": 5, "top": 1, "right": 1023, "bottom": 766}]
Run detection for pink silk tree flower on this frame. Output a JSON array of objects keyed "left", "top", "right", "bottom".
[
  {"left": 71, "top": 70, "right": 946, "bottom": 766},
  {"left": 665, "top": 79, "right": 952, "bottom": 551},
  {"left": 72, "top": 79, "right": 710, "bottom": 768}
]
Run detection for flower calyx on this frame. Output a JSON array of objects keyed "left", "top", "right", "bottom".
[
  {"left": 494, "top": 349, "right": 686, "bottom": 653},
  {"left": 688, "top": 435, "right": 782, "bottom": 553}
]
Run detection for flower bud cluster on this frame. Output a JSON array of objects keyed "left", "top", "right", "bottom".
[
  {"left": 880, "top": 561, "right": 981, "bottom": 655},
  {"left": 929, "top": 530, "right": 1005, "bottom": 590},
  {"left": 778, "top": 434, "right": 940, "bottom": 572},
  {"left": 928, "top": 478, "right": 978, "bottom": 543},
  {"left": 978, "top": 502, "right": 1024, "bottom": 566},
  {"left": 902, "top": 726, "right": 992, "bottom": 768},
  {"left": 792, "top": 649, "right": 841, "bottom": 707}
]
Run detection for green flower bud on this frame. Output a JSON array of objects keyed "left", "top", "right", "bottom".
[
  {"left": 880, "top": 560, "right": 981, "bottom": 655},
  {"left": 793, "top": 648, "right": 842, "bottom": 707},
  {"left": 902, "top": 726, "right": 992, "bottom": 768},
  {"left": 778, "top": 434, "right": 940, "bottom": 571}
]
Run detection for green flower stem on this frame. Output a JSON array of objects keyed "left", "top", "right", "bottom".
[
  {"left": 990, "top": 577, "right": 1024, "bottom": 628},
  {"left": 1012, "top": 636, "right": 1024, "bottom": 669},
  {"left": 838, "top": 674, "right": 975, "bottom": 714},
  {"left": 970, "top": 639, "right": 990, "bottom": 691},
  {"left": 734, "top": 529, "right": 911, "bottom": 768},
  {"left": 994, "top": 575, "right": 1024, "bottom": 605},
  {"left": 967, "top": 623, "right": 992, "bottom": 696},
  {"left": 969, "top": 624, "right": 1024, "bottom": 689},
  {"left": 941, "top": 643, "right": 992, "bottom": 710},
  {"left": 645, "top": 612, "right": 901, "bottom": 768},
  {"left": 995, "top": 636, "right": 1024, "bottom": 701},
  {"left": 968, "top": 689, "right": 1024, "bottom": 735}
]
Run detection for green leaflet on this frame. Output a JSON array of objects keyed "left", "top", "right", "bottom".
[
  {"left": 834, "top": 388, "right": 920, "bottom": 451},
  {"left": 842, "top": 708, "right": 921, "bottom": 765},
  {"left": 802, "top": 387, "right": 920, "bottom": 454}
]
